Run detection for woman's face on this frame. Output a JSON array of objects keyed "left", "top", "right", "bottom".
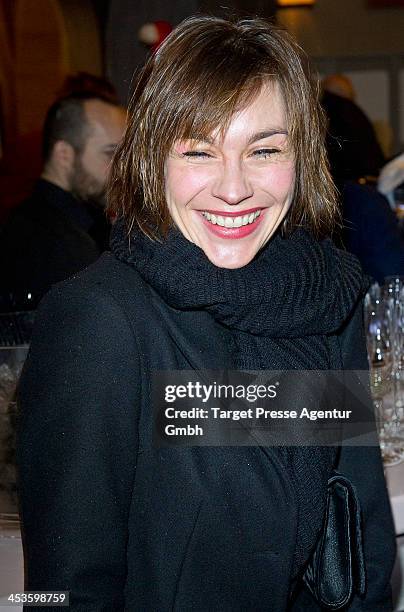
[{"left": 164, "top": 83, "right": 296, "bottom": 269}]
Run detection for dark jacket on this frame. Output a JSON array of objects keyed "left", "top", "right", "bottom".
[
  {"left": 0, "top": 179, "right": 109, "bottom": 308},
  {"left": 341, "top": 181, "right": 404, "bottom": 284},
  {"left": 17, "top": 253, "right": 396, "bottom": 611}
]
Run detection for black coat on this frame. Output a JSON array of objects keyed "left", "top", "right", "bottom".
[
  {"left": 17, "top": 253, "right": 396, "bottom": 611},
  {"left": 0, "top": 180, "right": 109, "bottom": 308}
]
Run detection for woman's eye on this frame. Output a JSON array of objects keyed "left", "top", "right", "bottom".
[
  {"left": 251, "top": 148, "right": 280, "bottom": 159},
  {"left": 182, "top": 151, "right": 212, "bottom": 159}
]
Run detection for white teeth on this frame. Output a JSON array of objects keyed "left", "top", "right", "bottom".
[{"left": 202, "top": 210, "right": 261, "bottom": 228}]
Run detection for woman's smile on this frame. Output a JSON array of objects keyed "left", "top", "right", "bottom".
[{"left": 200, "top": 208, "right": 264, "bottom": 238}]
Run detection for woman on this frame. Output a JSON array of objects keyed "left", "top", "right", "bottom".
[{"left": 18, "top": 16, "right": 395, "bottom": 611}]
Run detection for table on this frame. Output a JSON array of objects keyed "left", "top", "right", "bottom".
[
  {"left": 0, "top": 525, "right": 23, "bottom": 611},
  {"left": 387, "top": 461, "right": 404, "bottom": 536},
  {"left": 1, "top": 463, "right": 404, "bottom": 611},
  {"left": 386, "top": 462, "right": 404, "bottom": 610}
]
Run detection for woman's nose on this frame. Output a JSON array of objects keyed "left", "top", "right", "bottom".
[{"left": 211, "top": 162, "right": 253, "bottom": 205}]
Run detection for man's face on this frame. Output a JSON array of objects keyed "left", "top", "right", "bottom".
[{"left": 70, "top": 100, "right": 126, "bottom": 204}]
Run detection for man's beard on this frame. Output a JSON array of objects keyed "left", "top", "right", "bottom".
[{"left": 69, "top": 155, "right": 105, "bottom": 206}]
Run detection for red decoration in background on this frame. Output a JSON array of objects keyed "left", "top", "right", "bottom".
[
  {"left": 138, "top": 21, "right": 173, "bottom": 52},
  {"left": 152, "top": 21, "right": 172, "bottom": 51}
]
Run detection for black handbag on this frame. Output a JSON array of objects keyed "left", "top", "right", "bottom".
[{"left": 303, "top": 471, "right": 366, "bottom": 610}]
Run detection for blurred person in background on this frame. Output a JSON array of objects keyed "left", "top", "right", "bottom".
[
  {"left": 378, "top": 152, "right": 404, "bottom": 209},
  {"left": 322, "top": 73, "right": 356, "bottom": 102},
  {"left": 321, "top": 75, "right": 404, "bottom": 284},
  {"left": 322, "top": 75, "right": 385, "bottom": 184},
  {"left": 0, "top": 93, "right": 126, "bottom": 309}
]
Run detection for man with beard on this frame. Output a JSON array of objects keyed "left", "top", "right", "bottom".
[{"left": 0, "top": 93, "right": 126, "bottom": 309}]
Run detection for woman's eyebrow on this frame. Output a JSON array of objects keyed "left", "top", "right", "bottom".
[
  {"left": 182, "top": 130, "right": 288, "bottom": 147},
  {"left": 185, "top": 136, "right": 214, "bottom": 145},
  {"left": 247, "top": 129, "right": 288, "bottom": 145}
]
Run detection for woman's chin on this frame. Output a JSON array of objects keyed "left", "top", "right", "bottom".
[{"left": 200, "top": 241, "right": 260, "bottom": 269}]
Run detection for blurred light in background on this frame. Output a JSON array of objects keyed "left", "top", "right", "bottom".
[{"left": 277, "top": 0, "right": 315, "bottom": 6}]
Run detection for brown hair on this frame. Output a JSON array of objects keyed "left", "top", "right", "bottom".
[{"left": 108, "top": 15, "right": 337, "bottom": 239}]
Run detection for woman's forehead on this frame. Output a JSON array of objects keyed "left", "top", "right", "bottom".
[{"left": 172, "top": 82, "right": 289, "bottom": 146}]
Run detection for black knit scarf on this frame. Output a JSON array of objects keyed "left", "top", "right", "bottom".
[
  {"left": 110, "top": 221, "right": 367, "bottom": 576},
  {"left": 111, "top": 222, "right": 365, "bottom": 367}
]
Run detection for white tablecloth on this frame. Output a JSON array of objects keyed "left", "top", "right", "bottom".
[
  {"left": 387, "top": 462, "right": 404, "bottom": 610},
  {"left": 387, "top": 461, "right": 404, "bottom": 537},
  {"left": 0, "top": 526, "right": 23, "bottom": 611}
]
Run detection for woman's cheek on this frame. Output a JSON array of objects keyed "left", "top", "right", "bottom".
[
  {"left": 170, "top": 167, "right": 213, "bottom": 202},
  {"left": 257, "top": 162, "right": 295, "bottom": 195}
]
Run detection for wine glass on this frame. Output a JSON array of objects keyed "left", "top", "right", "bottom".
[{"left": 366, "top": 288, "right": 403, "bottom": 465}]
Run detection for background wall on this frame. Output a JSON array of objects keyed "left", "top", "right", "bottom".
[
  {"left": 277, "top": 0, "right": 404, "bottom": 154},
  {"left": 277, "top": 0, "right": 404, "bottom": 58},
  {"left": 59, "top": 0, "right": 103, "bottom": 75},
  {"left": 106, "top": 0, "right": 277, "bottom": 103}
]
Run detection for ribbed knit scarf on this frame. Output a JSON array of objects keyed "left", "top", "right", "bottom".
[{"left": 110, "top": 221, "right": 367, "bottom": 577}]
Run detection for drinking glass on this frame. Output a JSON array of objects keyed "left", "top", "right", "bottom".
[{"left": 365, "top": 286, "right": 403, "bottom": 465}]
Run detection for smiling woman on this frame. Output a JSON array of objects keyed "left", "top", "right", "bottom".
[{"left": 17, "top": 15, "right": 396, "bottom": 612}]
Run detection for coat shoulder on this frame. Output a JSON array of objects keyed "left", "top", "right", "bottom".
[
  {"left": 40, "top": 252, "right": 155, "bottom": 323},
  {"left": 29, "top": 252, "right": 161, "bottom": 369}
]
